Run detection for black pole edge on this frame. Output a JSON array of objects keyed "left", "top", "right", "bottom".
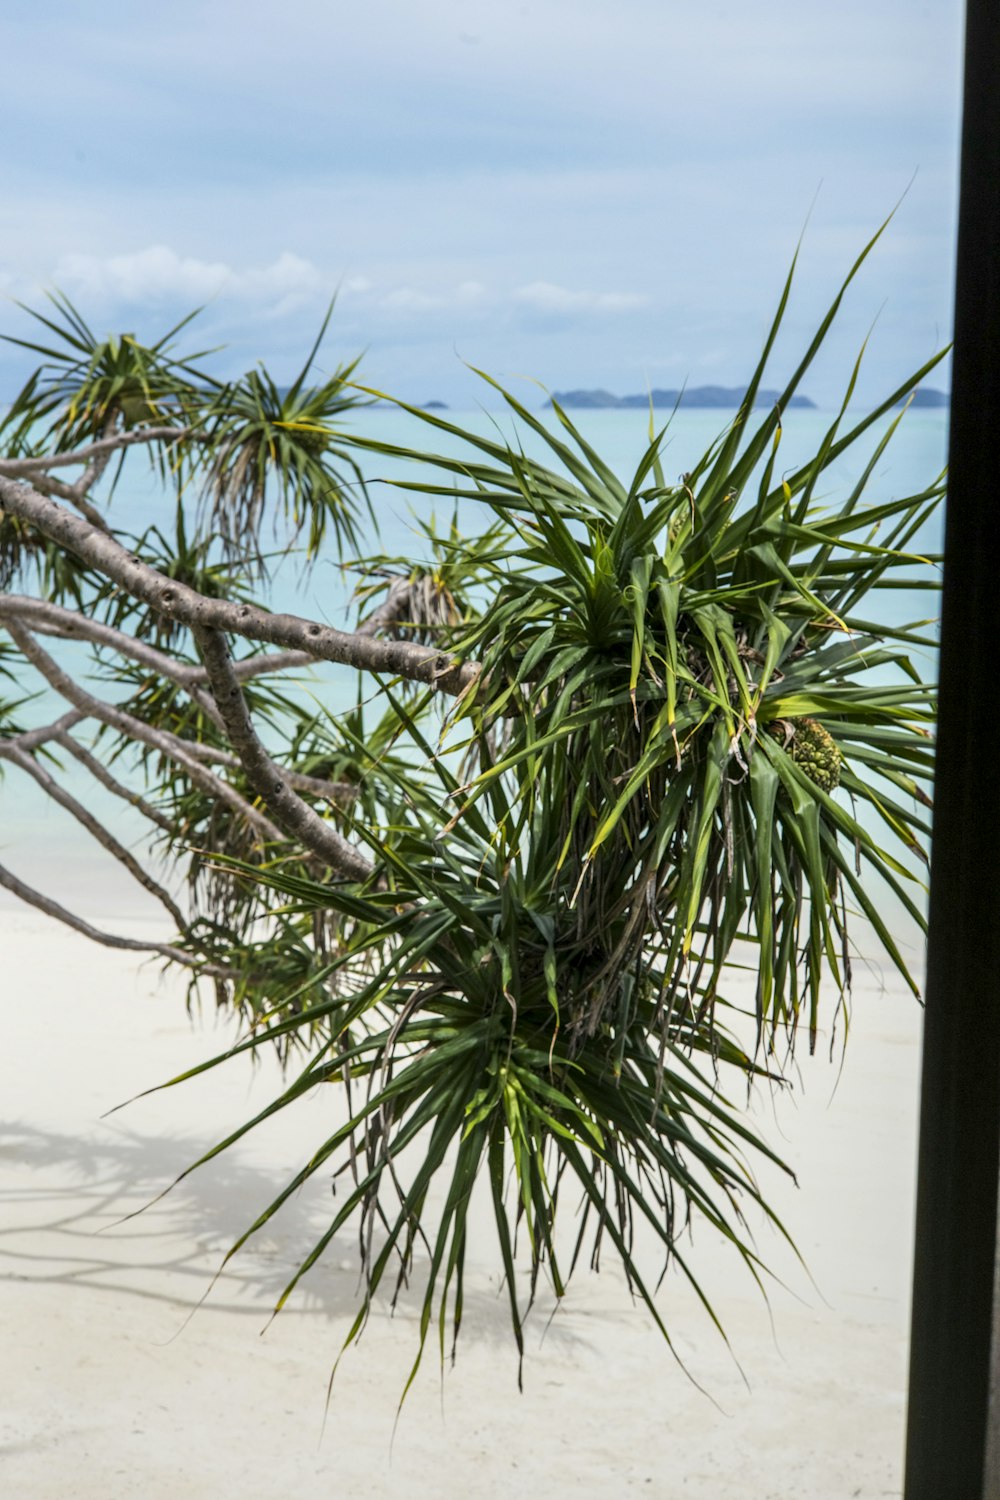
[{"left": 903, "top": 3, "right": 1000, "bottom": 1496}]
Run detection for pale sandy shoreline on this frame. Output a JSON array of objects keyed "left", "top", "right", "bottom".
[{"left": 1, "top": 907, "right": 924, "bottom": 1498}]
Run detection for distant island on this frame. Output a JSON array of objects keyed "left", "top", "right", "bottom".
[
  {"left": 547, "top": 386, "right": 816, "bottom": 410},
  {"left": 899, "top": 388, "right": 949, "bottom": 408},
  {"left": 273, "top": 389, "right": 449, "bottom": 411}
]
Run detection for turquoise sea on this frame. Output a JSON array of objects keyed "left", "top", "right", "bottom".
[{"left": 1, "top": 403, "right": 948, "bottom": 937}]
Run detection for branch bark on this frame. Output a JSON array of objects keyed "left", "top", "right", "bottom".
[
  {"left": 55, "top": 731, "right": 177, "bottom": 834},
  {"left": 0, "top": 478, "right": 478, "bottom": 696},
  {"left": 0, "top": 594, "right": 326, "bottom": 694},
  {"left": 157, "top": 735, "right": 357, "bottom": 806},
  {"left": 2, "top": 705, "right": 356, "bottom": 813},
  {"left": 356, "top": 575, "right": 418, "bottom": 638},
  {"left": 4, "top": 708, "right": 85, "bottom": 753},
  {"left": 0, "top": 740, "right": 187, "bottom": 926},
  {"left": 17, "top": 472, "right": 112, "bottom": 531},
  {"left": 191, "top": 624, "right": 373, "bottom": 880},
  {"left": 0, "top": 594, "right": 224, "bottom": 728},
  {"left": 1, "top": 620, "right": 286, "bottom": 846},
  {"left": 70, "top": 412, "right": 125, "bottom": 503},
  {"left": 0, "top": 425, "right": 195, "bottom": 475},
  {"left": 4, "top": 711, "right": 174, "bottom": 830},
  {"left": 0, "top": 859, "right": 232, "bottom": 976}
]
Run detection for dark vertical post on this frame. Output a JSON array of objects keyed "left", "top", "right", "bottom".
[{"left": 903, "top": 3, "right": 1000, "bottom": 1495}]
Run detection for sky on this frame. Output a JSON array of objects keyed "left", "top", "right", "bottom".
[{"left": 1, "top": 0, "right": 965, "bottom": 409}]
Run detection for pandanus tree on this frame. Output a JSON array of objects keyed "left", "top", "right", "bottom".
[{"left": 0, "top": 231, "right": 944, "bottom": 1393}]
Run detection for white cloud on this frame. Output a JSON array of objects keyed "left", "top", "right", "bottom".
[
  {"left": 52, "top": 246, "right": 228, "bottom": 303},
  {"left": 49, "top": 246, "right": 324, "bottom": 310},
  {"left": 11, "top": 249, "right": 497, "bottom": 329},
  {"left": 381, "top": 286, "right": 445, "bottom": 313},
  {"left": 512, "top": 281, "right": 648, "bottom": 314},
  {"left": 377, "top": 280, "right": 493, "bottom": 315},
  {"left": 236, "top": 252, "right": 322, "bottom": 302}
]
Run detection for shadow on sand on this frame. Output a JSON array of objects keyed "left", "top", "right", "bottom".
[{"left": 0, "top": 1118, "right": 595, "bottom": 1358}]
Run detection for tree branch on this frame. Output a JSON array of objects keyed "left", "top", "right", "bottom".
[
  {"left": 0, "top": 859, "right": 233, "bottom": 976},
  {"left": 18, "top": 472, "right": 112, "bottom": 532},
  {"left": 0, "top": 594, "right": 223, "bottom": 728},
  {"left": 191, "top": 624, "right": 373, "bottom": 881},
  {"left": 71, "top": 413, "right": 124, "bottom": 502},
  {"left": 151, "top": 734, "right": 358, "bottom": 806},
  {"left": 55, "top": 731, "right": 177, "bottom": 834},
  {"left": 0, "top": 741, "right": 187, "bottom": 927},
  {"left": 0, "top": 594, "right": 324, "bottom": 693},
  {"left": 0, "top": 425, "right": 196, "bottom": 475},
  {"left": 0, "top": 620, "right": 286, "bottom": 847},
  {"left": 224, "top": 647, "right": 327, "bottom": 682},
  {"left": 3, "top": 708, "right": 86, "bottom": 753},
  {"left": 6, "top": 713, "right": 169, "bottom": 814},
  {"left": 355, "top": 575, "right": 418, "bottom": 638},
  {"left": 0, "top": 479, "right": 478, "bottom": 697},
  {"left": 3, "top": 702, "right": 356, "bottom": 814}
]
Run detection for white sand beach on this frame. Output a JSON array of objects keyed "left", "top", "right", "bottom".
[{"left": 1, "top": 904, "right": 923, "bottom": 1499}]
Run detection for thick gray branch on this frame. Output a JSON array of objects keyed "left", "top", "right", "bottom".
[
  {"left": 0, "top": 594, "right": 223, "bottom": 727},
  {"left": 0, "top": 479, "right": 477, "bottom": 697},
  {"left": 192, "top": 624, "right": 372, "bottom": 881},
  {"left": 0, "top": 594, "right": 322, "bottom": 695}
]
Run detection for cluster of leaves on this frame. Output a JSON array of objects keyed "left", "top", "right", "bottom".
[
  {"left": 0, "top": 292, "right": 386, "bottom": 1041},
  {"left": 0, "top": 293, "right": 369, "bottom": 574},
  {"left": 147, "top": 245, "right": 943, "bottom": 1396},
  {"left": 0, "top": 292, "right": 206, "bottom": 449},
  {"left": 200, "top": 347, "right": 372, "bottom": 564},
  {"left": 0, "top": 232, "right": 944, "bottom": 1393},
  {"left": 347, "top": 506, "right": 511, "bottom": 645}
]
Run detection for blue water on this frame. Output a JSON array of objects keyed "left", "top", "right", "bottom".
[
  {"left": 1, "top": 404, "right": 948, "bottom": 926},
  {"left": 277, "top": 403, "right": 947, "bottom": 622}
]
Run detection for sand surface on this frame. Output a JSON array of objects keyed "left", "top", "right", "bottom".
[{"left": 0, "top": 906, "right": 924, "bottom": 1498}]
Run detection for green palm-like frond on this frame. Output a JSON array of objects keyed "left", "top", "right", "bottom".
[
  {"left": 0, "top": 290, "right": 210, "bottom": 450},
  {"left": 76, "top": 236, "right": 944, "bottom": 1393},
  {"left": 200, "top": 303, "right": 372, "bottom": 562}
]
